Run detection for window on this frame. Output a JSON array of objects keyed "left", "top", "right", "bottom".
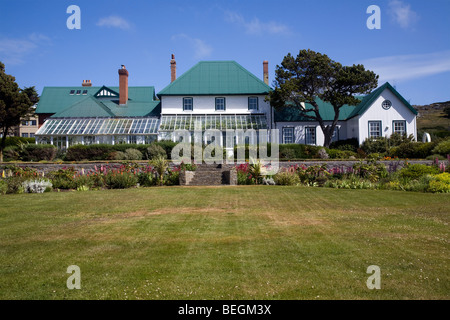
[
  {"left": 215, "top": 97, "right": 226, "bottom": 111},
  {"left": 69, "top": 90, "right": 75, "bottom": 95},
  {"left": 183, "top": 97, "right": 193, "bottom": 111},
  {"left": 21, "top": 133, "right": 29, "bottom": 138},
  {"left": 393, "top": 120, "right": 406, "bottom": 135},
  {"left": 31, "top": 120, "right": 37, "bottom": 126},
  {"left": 382, "top": 100, "right": 392, "bottom": 110},
  {"left": 248, "top": 97, "right": 258, "bottom": 110},
  {"left": 305, "top": 127, "right": 316, "bottom": 145},
  {"left": 82, "top": 90, "right": 88, "bottom": 95},
  {"left": 76, "top": 90, "right": 81, "bottom": 95},
  {"left": 282, "top": 127, "right": 294, "bottom": 144},
  {"left": 369, "top": 121, "right": 382, "bottom": 138}
]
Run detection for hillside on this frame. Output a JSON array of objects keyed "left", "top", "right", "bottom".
[{"left": 414, "top": 101, "right": 450, "bottom": 138}]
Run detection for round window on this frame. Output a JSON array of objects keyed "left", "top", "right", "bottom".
[{"left": 382, "top": 100, "right": 392, "bottom": 110}]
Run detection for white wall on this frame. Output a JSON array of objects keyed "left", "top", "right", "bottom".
[
  {"left": 274, "top": 121, "right": 347, "bottom": 146},
  {"left": 357, "top": 88, "right": 417, "bottom": 143},
  {"left": 161, "top": 95, "right": 271, "bottom": 116}
]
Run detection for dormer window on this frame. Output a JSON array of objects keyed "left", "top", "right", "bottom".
[
  {"left": 69, "top": 90, "right": 75, "bottom": 95},
  {"left": 82, "top": 90, "right": 88, "bottom": 95},
  {"left": 76, "top": 90, "right": 81, "bottom": 95}
]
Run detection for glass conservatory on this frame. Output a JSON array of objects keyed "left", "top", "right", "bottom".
[
  {"left": 35, "top": 117, "right": 160, "bottom": 148},
  {"left": 158, "top": 114, "right": 269, "bottom": 144}
]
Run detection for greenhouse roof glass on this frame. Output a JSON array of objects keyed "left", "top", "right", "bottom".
[
  {"left": 159, "top": 114, "right": 268, "bottom": 131},
  {"left": 35, "top": 118, "right": 160, "bottom": 136}
]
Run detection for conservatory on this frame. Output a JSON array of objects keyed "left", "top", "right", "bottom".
[
  {"left": 158, "top": 114, "right": 269, "bottom": 144},
  {"left": 35, "top": 117, "right": 160, "bottom": 149}
]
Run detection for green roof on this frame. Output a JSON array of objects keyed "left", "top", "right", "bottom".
[
  {"left": 36, "top": 86, "right": 157, "bottom": 115},
  {"left": 158, "top": 61, "right": 271, "bottom": 96},
  {"left": 275, "top": 82, "right": 418, "bottom": 122},
  {"left": 36, "top": 86, "right": 160, "bottom": 118},
  {"left": 347, "top": 82, "right": 418, "bottom": 119}
]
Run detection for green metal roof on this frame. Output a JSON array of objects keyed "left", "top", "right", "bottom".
[
  {"left": 52, "top": 95, "right": 115, "bottom": 118},
  {"left": 158, "top": 61, "right": 272, "bottom": 96},
  {"left": 36, "top": 86, "right": 157, "bottom": 115},
  {"left": 274, "top": 82, "right": 418, "bottom": 122},
  {"left": 347, "top": 82, "right": 418, "bottom": 119}
]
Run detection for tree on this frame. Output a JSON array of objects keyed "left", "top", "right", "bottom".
[
  {"left": 268, "top": 49, "right": 379, "bottom": 147},
  {"left": 0, "top": 61, "right": 38, "bottom": 162}
]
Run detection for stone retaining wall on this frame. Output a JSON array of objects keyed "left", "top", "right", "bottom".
[{"left": 0, "top": 159, "right": 439, "bottom": 175}]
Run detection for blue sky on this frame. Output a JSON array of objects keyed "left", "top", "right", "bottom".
[{"left": 0, "top": 0, "right": 449, "bottom": 105}]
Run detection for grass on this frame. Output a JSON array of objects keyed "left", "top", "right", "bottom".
[{"left": 0, "top": 186, "right": 448, "bottom": 300}]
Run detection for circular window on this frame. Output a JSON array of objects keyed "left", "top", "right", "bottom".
[{"left": 382, "top": 100, "right": 392, "bottom": 110}]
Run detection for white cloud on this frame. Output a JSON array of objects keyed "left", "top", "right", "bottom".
[
  {"left": 388, "top": 0, "right": 419, "bottom": 29},
  {"left": 0, "top": 33, "right": 51, "bottom": 65},
  {"left": 360, "top": 51, "right": 450, "bottom": 83},
  {"left": 96, "top": 16, "right": 131, "bottom": 30},
  {"left": 224, "top": 11, "right": 291, "bottom": 36},
  {"left": 171, "top": 34, "right": 213, "bottom": 59}
]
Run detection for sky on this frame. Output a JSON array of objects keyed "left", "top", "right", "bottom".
[{"left": 0, "top": 0, "right": 449, "bottom": 105}]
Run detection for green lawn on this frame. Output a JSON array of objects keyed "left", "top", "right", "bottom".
[{"left": 0, "top": 186, "right": 448, "bottom": 300}]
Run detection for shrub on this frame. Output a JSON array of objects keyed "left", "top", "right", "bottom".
[
  {"left": 279, "top": 144, "right": 306, "bottom": 160},
  {"left": 361, "top": 137, "right": 389, "bottom": 154},
  {"left": 3, "top": 136, "right": 35, "bottom": 147},
  {"left": 0, "top": 180, "right": 7, "bottom": 195},
  {"left": 3, "top": 146, "right": 19, "bottom": 161},
  {"left": 48, "top": 167, "right": 77, "bottom": 189},
  {"left": 329, "top": 138, "right": 359, "bottom": 152},
  {"left": 273, "top": 170, "right": 300, "bottom": 186},
  {"left": 104, "top": 171, "right": 138, "bottom": 189},
  {"left": 147, "top": 143, "right": 167, "bottom": 160},
  {"left": 327, "top": 149, "right": 358, "bottom": 159},
  {"left": 5, "top": 176, "right": 26, "bottom": 194},
  {"left": 123, "top": 148, "right": 143, "bottom": 160},
  {"left": 164, "top": 168, "right": 180, "bottom": 186},
  {"left": 66, "top": 144, "right": 113, "bottom": 161},
  {"left": 137, "top": 171, "right": 155, "bottom": 187},
  {"left": 22, "top": 179, "right": 52, "bottom": 193},
  {"left": 432, "top": 139, "right": 450, "bottom": 156},
  {"left": 111, "top": 151, "right": 127, "bottom": 161},
  {"left": 426, "top": 154, "right": 446, "bottom": 160},
  {"left": 428, "top": 172, "right": 450, "bottom": 194},
  {"left": 21, "top": 144, "right": 56, "bottom": 161},
  {"left": 154, "top": 140, "right": 177, "bottom": 160},
  {"left": 398, "top": 164, "right": 440, "bottom": 180},
  {"left": 353, "top": 160, "right": 388, "bottom": 182}
]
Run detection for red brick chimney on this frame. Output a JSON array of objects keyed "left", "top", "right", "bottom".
[
  {"left": 82, "top": 80, "right": 92, "bottom": 87},
  {"left": 170, "top": 54, "right": 176, "bottom": 83},
  {"left": 263, "top": 61, "right": 269, "bottom": 85},
  {"left": 118, "top": 65, "right": 128, "bottom": 105}
]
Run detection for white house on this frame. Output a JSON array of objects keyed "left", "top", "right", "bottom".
[
  {"left": 157, "top": 58, "right": 273, "bottom": 144},
  {"left": 34, "top": 55, "right": 417, "bottom": 149},
  {"left": 274, "top": 82, "right": 418, "bottom": 146}
]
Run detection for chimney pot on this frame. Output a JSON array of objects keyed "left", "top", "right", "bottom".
[{"left": 82, "top": 79, "right": 92, "bottom": 87}]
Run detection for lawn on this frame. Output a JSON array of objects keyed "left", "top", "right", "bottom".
[{"left": 0, "top": 186, "right": 448, "bottom": 300}]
